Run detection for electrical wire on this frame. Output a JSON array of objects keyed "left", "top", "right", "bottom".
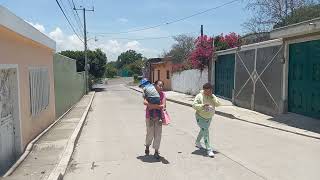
[
  {"left": 55, "top": 0, "right": 84, "bottom": 42},
  {"left": 94, "top": 0, "right": 240, "bottom": 35}
]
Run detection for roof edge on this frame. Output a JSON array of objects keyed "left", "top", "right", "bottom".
[{"left": 0, "top": 5, "right": 56, "bottom": 50}]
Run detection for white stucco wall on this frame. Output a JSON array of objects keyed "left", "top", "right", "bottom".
[{"left": 172, "top": 68, "right": 208, "bottom": 95}]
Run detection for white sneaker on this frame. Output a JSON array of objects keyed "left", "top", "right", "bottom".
[
  {"left": 207, "top": 150, "right": 215, "bottom": 157},
  {"left": 195, "top": 142, "right": 203, "bottom": 149}
]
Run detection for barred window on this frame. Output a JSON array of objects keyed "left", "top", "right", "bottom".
[{"left": 29, "top": 67, "right": 50, "bottom": 116}]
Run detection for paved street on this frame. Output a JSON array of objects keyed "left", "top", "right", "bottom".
[{"left": 64, "top": 80, "right": 320, "bottom": 180}]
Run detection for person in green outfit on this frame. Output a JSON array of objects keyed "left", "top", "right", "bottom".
[{"left": 192, "top": 83, "right": 221, "bottom": 157}]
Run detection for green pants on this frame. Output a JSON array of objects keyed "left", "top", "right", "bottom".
[{"left": 195, "top": 114, "right": 212, "bottom": 150}]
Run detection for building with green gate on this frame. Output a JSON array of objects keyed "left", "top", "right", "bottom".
[{"left": 211, "top": 18, "right": 320, "bottom": 119}]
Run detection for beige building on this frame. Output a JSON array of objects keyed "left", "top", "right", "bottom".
[
  {"left": 150, "top": 57, "right": 173, "bottom": 91},
  {"left": 0, "top": 6, "right": 56, "bottom": 174}
]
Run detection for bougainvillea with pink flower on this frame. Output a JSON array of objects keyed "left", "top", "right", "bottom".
[
  {"left": 172, "top": 32, "right": 241, "bottom": 72},
  {"left": 214, "top": 32, "right": 241, "bottom": 51},
  {"left": 223, "top": 32, "right": 241, "bottom": 48},
  {"left": 188, "top": 35, "right": 214, "bottom": 70}
]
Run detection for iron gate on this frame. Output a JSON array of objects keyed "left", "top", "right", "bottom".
[{"left": 234, "top": 40, "right": 284, "bottom": 115}]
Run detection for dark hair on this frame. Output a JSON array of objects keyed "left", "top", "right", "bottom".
[
  {"left": 203, "top": 83, "right": 213, "bottom": 89},
  {"left": 154, "top": 80, "right": 164, "bottom": 86}
]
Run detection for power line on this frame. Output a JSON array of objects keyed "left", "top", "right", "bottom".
[
  {"left": 71, "top": 0, "right": 84, "bottom": 30},
  {"left": 94, "top": 0, "right": 240, "bottom": 35},
  {"left": 66, "top": 0, "right": 84, "bottom": 33},
  {"left": 59, "top": 0, "right": 82, "bottom": 35},
  {"left": 55, "top": 0, "right": 84, "bottom": 42},
  {"left": 95, "top": 31, "right": 198, "bottom": 41}
]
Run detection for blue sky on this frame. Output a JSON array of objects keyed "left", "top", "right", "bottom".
[{"left": 0, "top": 0, "right": 251, "bottom": 61}]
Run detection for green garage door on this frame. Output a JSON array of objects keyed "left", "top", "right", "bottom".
[
  {"left": 215, "top": 54, "right": 235, "bottom": 99},
  {"left": 289, "top": 39, "right": 320, "bottom": 119}
]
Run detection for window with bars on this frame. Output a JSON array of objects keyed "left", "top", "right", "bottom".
[{"left": 29, "top": 67, "right": 50, "bottom": 117}]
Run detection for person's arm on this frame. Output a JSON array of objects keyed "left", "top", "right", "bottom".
[
  {"left": 161, "top": 93, "right": 167, "bottom": 110},
  {"left": 144, "top": 98, "right": 162, "bottom": 109},
  {"left": 192, "top": 94, "right": 204, "bottom": 111},
  {"left": 212, "top": 94, "right": 222, "bottom": 107},
  {"left": 143, "top": 98, "right": 149, "bottom": 106}
]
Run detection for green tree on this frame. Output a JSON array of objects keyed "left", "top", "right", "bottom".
[
  {"left": 60, "top": 49, "right": 107, "bottom": 78},
  {"left": 87, "top": 49, "right": 107, "bottom": 78},
  {"left": 59, "top": 50, "right": 84, "bottom": 71},
  {"left": 126, "top": 59, "right": 144, "bottom": 75},
  {"left": 116, "top": 50, "right": 143, "bottom": 69},
  {"left": 105, "top": 62, "right": 117, "bottom": 78}
]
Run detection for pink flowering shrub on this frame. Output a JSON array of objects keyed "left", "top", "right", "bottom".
[
  {"left": 173, "top": 32, "right": 241, "bottom": 72},
  {"left": 188, "top": 35, "right": 214, "bottom": 70},
  {"left": 215, "top": 32, "right": 241, "bottom": 51}
]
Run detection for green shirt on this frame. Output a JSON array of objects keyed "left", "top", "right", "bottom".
[{"left": 192, "top": 90, "right": 221, "bottom": 119}]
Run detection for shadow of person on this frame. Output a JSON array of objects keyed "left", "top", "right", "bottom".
[
  {"left": 136, "top": 155, "right": 170, "bottom": 164},
  {"left": 160, "top": 156, "right": 170, "bottom": 164},
  {"left": 191, "top": 148, "right": 219, "bottom": 157}
]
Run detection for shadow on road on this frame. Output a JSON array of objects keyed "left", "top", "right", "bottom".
[
  {"left": 191, "top": 149, "right": 219, "bottom": 157},
  {"left": 136, "top": 155, "right": 170, "bottom": 164},
  {"left": 216, "top": 111, "right": 241, "bottom": 120},
  {"left": 92, "top": 84, "right": 106, "bottom": 92},
  {"left": 93, "top": 87, "right": 106, "bottom": 92},
  {"left": 217, "top": 110, "right": 320, "bottom": 135},
  {"left": 267, "top": 113, "right": 320, "bottom": 134}
]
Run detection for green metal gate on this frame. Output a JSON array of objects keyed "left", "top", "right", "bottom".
[
  {"left": 289, "top": 39, "right": 320, "bottom": 119},
  {"left": 215, "top": 54, "right": 235, "bottom": 99}
]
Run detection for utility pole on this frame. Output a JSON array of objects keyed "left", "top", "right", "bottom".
[
  {"left": 74, "top": 6, "right": 94, "bottom": 94},
  {"left": 201, "top": 25, "right": 203, "bottom": 37}
]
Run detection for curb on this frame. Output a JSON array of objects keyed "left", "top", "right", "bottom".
[
  {"left": 2, "top": 100, "right": 79, "bottom": 178},
  {"left": 47, "top": 92, "right": 95, "bottom": 180},
  {"left": 127, "top": 86, "right": 320, "bottom": 140}
]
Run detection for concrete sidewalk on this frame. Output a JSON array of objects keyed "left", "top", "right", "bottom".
[
  {"left": 128, "top": 86, "right": 320, "bottom": 140},
  {"left": 3, "top": 92, "right": 95, "bottom": 180}
]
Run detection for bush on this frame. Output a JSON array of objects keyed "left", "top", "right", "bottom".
[
  {"left": 133, "top": 74, "right": 138, "bottom": 80},
  {"left": 214, "top": 32, "right": 241, "bottom": 51},
  {"left": 105, "top": 66, "right": 117, "bottom": 78},
  {"left": 133, "top": 74, "right": 139, "bottom": 83},
  {"left": 88, "top": 74, "right": 95, "bottom": 90},
  {"left": 189, "top": 35, "right": 214, "bottom": 70}
]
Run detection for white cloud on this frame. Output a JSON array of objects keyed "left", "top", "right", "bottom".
[
  {"left": 27, "top": 21, "right": 83, "bottom": 52},
  {"left": 117, "top": 18, "right": 128, "bottom": 23},
  {"left": 49, "top": 28, "right": 64, "bottom": 43},
  {"left": 91, "top": 39, "right": 156, "bottom": 61},
  {"left": 48, "top": 27, "right": 83, "bottom": 51},
  {"left": 26, "top": 21, "right": 161, "bottom": 60},
  {"left": 125, "top": 41, "right": 140, "bottom": 50},
  {"left": 66, "top": 34, "right": 83, "bottom": 50},
  {"left": 26, "top": 21, "right": 46, "bottom": 33}
]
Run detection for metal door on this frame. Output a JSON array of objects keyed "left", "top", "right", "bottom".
[
  {"left": 215, "top": 54, "right": 235, "bottom": 99},
  {"left": 289, "top": 40, "right": 320, "bottom": 119}
]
